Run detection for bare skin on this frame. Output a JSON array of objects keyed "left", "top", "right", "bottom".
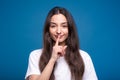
[
  {"left": 26, "top": 14, "right": 68, "bottom": 80},
  {"left": 27, "top": 36, "right": 67, "bottom": 80}
]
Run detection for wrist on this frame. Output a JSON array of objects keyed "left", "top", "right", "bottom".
[{"left": 50, "top": 58, "right": 56, "bottom": 64}]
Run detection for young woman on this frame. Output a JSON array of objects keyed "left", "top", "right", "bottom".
[{"left": 25, "top": 6, "right": 98, "bottom": 80}]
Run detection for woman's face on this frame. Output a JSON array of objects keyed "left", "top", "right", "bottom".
[{"left": 49, "top": 14, "right": 68, "bottom": 45}]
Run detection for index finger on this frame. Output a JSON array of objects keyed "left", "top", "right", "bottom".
[{"left": 55, "top": 35, "right": 60, "bottom": 46}]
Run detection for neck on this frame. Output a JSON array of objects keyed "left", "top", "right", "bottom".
[
  {"left": 59, "top": 41, "right": 66, "bottom": 46},
  {"left": 53, "top": 41, "right": 66, "bottom": 46}
]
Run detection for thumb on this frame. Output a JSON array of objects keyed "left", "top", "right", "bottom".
[
  {"left": 63, "top": 45, "right": 67, "bottom": 50},
  {"left": 62, "top": 45, "right": 67, "bottom": 56},
  {"left": 64, "top": 45, "right": 67, "bottom": 50}
]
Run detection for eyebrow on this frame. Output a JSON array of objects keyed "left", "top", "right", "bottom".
[{"left": 50, "top": 22, "right": 68, "bottom": 25}]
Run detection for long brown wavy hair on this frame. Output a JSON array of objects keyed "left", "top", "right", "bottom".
[{"left": 39, "top": 6, "right": 84, "bottom": 80}]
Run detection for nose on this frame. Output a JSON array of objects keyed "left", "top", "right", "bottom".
[{"left": 56, "top": 27, "right": 61, "bottom": 35}]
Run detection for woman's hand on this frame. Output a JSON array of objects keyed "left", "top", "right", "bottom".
[{"left": 51, "top": 36, "right": 67, "bottom": 61}]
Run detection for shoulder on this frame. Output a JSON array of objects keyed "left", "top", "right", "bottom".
[
  {"left": 25, "top": 49, "right": 43, "bottom": 79},
  {"left": 29, "top": 49, "right": 43, "bottom": 60},
  {"left": 79, "top": 50, "right": 91, "bottom": 59},
  {"left": 79, "top": 50, "right": 92, "bottom": 64},
  {"left": 79, "top": 50, "right": 98, "bottom": 80}
]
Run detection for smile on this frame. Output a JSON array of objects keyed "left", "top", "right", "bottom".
[{"left": 55, "top": 35, "right": 63, "bottom": 39}]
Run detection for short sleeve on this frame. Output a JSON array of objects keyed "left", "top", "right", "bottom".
[
  {"left": 80, "top": 50, "right": 98, "bottom": 80},
  {"left": 25, "top": 49, "right": 42, "bottom": 79}
]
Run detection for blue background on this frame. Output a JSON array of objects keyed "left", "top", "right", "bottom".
[{"left": 0, "top": 0, "right": 120, "bottom": 80}]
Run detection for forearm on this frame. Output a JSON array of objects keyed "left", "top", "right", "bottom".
[{"left": 37, "top": 58, "right": 56, "bottom": 80}]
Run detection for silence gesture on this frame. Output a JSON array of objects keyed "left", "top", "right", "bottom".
[{"left": 51, "top": 35, "right": 67, "bottom": 61}]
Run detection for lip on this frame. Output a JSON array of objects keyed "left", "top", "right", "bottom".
[{"left": 55, "top": 35, "right": 63, "bottom": 39}]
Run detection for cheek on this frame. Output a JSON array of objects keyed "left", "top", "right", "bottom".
[
  {"left": 49, "top": 28, "right": 54, "bottom": 35},
  {"left": 66, "top": 32, "right": 68, "bottom": 38},
  {"left": 49, "top": 30, "right": 55, "bottom": 40},
  {"left": 63, "top": 29, "right": 69, "bottom": 39},
  {"left": 49, "top": 33, "right": 55, "bottom": 41},
  {"left": 49, "top": 31, "right": 54, "bottom": 37},
  {"left": 64, "top": 29, "right": 68, "bottom": 35},
  {"left": 49, "top": 27, "right": 56, "bottom": 33}
]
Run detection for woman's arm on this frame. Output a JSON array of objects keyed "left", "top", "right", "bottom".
[
  {"left": 27, "top": 36, "right": 67, "bottom": 80},
  {"left": 27, "top": 58, "right": 56, "bottom": 80}
]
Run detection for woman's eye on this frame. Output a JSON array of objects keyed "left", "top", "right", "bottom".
[
  {"left": 50, "top": 25, "right": 56, "bottom": 28},
  {"left": 62, "top": 25, "right": 68, "bottom": 28}
]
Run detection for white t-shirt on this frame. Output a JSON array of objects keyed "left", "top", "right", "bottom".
[{"left": 25, "top": 49, "right": 98, "bottom": 80}]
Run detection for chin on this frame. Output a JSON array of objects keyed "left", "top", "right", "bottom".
[{"left": 59, "top": 39, "right": 65, "bottom": 42}]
